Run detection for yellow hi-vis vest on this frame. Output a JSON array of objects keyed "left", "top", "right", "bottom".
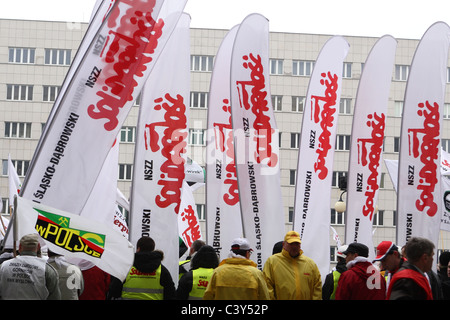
[
  {"left": 121, "top": 265, "right": 164, "bottom": 300},
  {"left": 189, "top": 267, "right": 214, "bottom": 300},
  {"left": 330, "top": 270, "right": 342, "bottom": 300}
]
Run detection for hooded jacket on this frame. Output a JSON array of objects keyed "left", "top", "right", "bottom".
[
  {"left": 108, "top": 250, "right": 175, "bottom": 300},
  {"left": 203, "top": 256, "right": 270, "bottom": 300},
  {"left": 176, "top": 245, "right": 219, "bottom": 299},
  {"left": 262, "top": 248, "right": 322, "bottom": 300},
  {"left": 335, "top": 256, "right": 386, "bottom": 300}
]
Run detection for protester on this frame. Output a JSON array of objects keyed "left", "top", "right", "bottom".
[
  {"left": 78, "top": 260, "right": 110, "bottom": 300},
  {"left": 203, "top": 238, "right": 270, "bottom": 300},
  {"left": 373, "top": 241, "right": 406, "bottom": 291},
  {"left": 47, "top": 250, "right": 84, "bottom": 300},
  {"left": 438, "top": 251, "right": 450, "bottom": 299},
  {"left": 335, "top": 242, "right": 386, "bottom": 300},
  {"left": 179, "top": 239, "right": 205, "bottom": 280},
  {"left": 177, "top": 245, "right": 219, "bottom": 299},
  {"left": 110, "top": 236, "right": 176, "bottom": 300},
  {"left": 0, "top": 233, "right": 61, "bottom": 300},
  {"left": 263, "top": 231, "right": 322, "bottom": 300},
  {"left": 322, "top": 244, "right": 347, "bottom": 300},
  {"left": 272, "top": 241, "right": 283, "bottom": 255},
  {"left": 387, "top": 237, "right": 435, "bottom": 300}
]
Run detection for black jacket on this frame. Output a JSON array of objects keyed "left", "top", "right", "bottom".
[{"left": 108, "top": 250, "right": 176, "bottom": 300}]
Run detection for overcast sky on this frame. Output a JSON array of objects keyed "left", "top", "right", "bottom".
[{"left": 2, "top": 0, "right": 450, "bottom": 39}]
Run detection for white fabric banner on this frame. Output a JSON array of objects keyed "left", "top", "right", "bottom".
[
  {"left": 8, "top": 154, "right": 21, "bottom": 209},
  {"left": 293, "top": 36, "right": 349, "bottom": 280},
  {"left": 206, "top": 25, "right": 243, "bottom": 261},
  {"left": 129, "top": 13, "right": 190, "bottom": 281},
  {"left": 396, "top": 22, "right": 450, "bottom": 248},
  {"left": 14, "top": 196, "right": 133, "bottom": 281},
  {"left": 345, "top": 35, "right": 397, "bottom": 261},
  {"left": 178, "top": 181, "right": 203, "bottom": 248},
  {"left": 20, "top": 0, "right": 187, "bottom": 217},
  {"left": 230, "top": 14, "right": 285, "bottom": 269}
]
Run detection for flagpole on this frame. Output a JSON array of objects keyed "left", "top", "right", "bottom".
[{"left": 12, "top": 196, "right": 17, "bottom": 257}]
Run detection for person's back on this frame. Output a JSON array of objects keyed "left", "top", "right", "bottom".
[
  {"left": 203, "top": 238, "right": 269, "bottom": 300},
  {"left": 47, "top": 253, "right": 84, "bottom": 300},
  {"left": 204, "top": 257, "right": 268, "bottom": 300}
]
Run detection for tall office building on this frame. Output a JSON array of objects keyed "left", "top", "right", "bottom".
[{"left": 1, "top": 18, "right": 449, "bottom": 264}]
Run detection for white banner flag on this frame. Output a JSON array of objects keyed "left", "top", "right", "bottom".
[
  {"left": 178, "top": 181, "right": 203, "bottom": 248},
  {"left": 129, "top": 12, "right": 191, "bottom": 281},
  {"left": 8, "top": 154, "right": 21, "bottom": 209},
  {"left": 396, "top": 22, "right": 450, "bottom": 249},
  {"left": 14, "top": 196, "right": 133, "bottom": 281},
  {"left": 206, "top": 25, "right": 243, "bottom": 261},
  {"left": 293, "top": 36, "right": 349, "bottom": 280},
  {"left": 230, "top": 14, "right": 285, "bottom": 269},
  {"left": 20, "top": 0, "right": 187, "bottom": 217},
  {"left": 345, "top": 35, "right": 397, "bottom": 261}
]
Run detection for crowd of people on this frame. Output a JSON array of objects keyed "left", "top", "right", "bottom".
[{"left": 0, "top": 231, "right": 449, "bottom": 300}]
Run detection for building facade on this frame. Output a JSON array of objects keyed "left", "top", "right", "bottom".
[{"left": 1, "top": 19, "right": 449, "bottom": 264}]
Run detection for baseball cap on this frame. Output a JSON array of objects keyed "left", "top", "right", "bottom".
[
  {"left": 343, "top": 242, "right": 369, "bottom": 258},
  {"left": 231, "top": 238, "right": 252, "bottom": 251},
  {"left": 337, "top": 245, "right": 348, "bottom": 259},
  {"left": 284, "top": 231, "right": 301, "bottom": 244},
  {"left": 20, "top": 233, "right": 40, "bottom": 248},
  {"left": 373, "top": 241, "right": 397, "bottom": 261}
]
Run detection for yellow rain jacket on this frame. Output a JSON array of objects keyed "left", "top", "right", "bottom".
[
  {"left": 203, "top": 257, "right": 270, "bottom": 300},
  {"left": 263, "top": 249, "right": 322, "bottom": 300}
]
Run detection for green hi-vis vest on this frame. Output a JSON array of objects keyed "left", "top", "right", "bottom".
[
  {"left": 189, "top": 267, "right": 214, "bottom": 300},
  {"left": 122, "top": 265, "right": 164, "bottom": 300},
  {"left": 330, "top": 270, "right": 342, "bottom": 300},
  {"left": 179, "top": 259, "right": 190, "bottom": 280}
]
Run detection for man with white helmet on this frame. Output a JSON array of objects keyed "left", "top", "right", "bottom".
[{"left": 322, "top": 245, "right": 348, "bottom": 300}]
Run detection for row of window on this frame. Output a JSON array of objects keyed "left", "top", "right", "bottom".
[
  {"left": 6, "top": 47, "right": 423, "bottom": 82},
  {"left": 7, "top": 121, "right": 450, "bottom": 155},
  {"left": 9, "top": 47, "right": 71, "bottom": 66}
]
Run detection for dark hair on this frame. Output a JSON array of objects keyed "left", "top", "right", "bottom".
[
  {"left": 404, "top": 237, "right": 434, "bottom": 263},
  {"left": 191, "top": 239, "right": 206, "bottom": 253},
  {"left": 136, "top": 236, "right": 155, "bottom": 252},
  {"left": 191, "top": 245, "right": 219, "bottom": 269}
]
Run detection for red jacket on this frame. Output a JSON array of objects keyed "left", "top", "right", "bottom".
[{"left": 335, "top": 257, "right": 386, "bottom": 300}]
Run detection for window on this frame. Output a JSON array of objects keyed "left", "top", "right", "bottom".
[
  {"left": 292, "top": 60, "right": 314, "bottom": 76},
  {"left": 343, "top": 62, "right": 352, "bottom": 78},
  {"left": 6, "top": 84, "right": 33, "bottom": 101},
  {"left": 332, "top": 171, "right": 347, "bottom": 187},
  {"left": 9, "top": 47, "right": 35, "bottom": 64},
  {"left": 43, "top": 85, "right": 61, "bottom": 102},
  {"left": 394, "top": 137, "right": 400, "bottom": 153},
  {"left": 292, "top": 96, "right": 305, "bottom": 112},
  {"left": 2, "top": 159, "right": 29, "bottom": 177},
  {"left": 120, "top": 126, "right": 136, "bottom": 143},
  {"left": 191, "top": 55, "right": 214, "bottom": 72},
  {"left": 196, "top": 204, "right": 205, "bottom": 220},
  {"left": 290, "top": 133, "right": 300, "bottom": 149},
  {"left": 331, "top": 208, "right": 345, "bottom": 224},
  {"left": 443, "top": 139, "right": 450, "bottom": 152},
  {"left": 270, "top": 59, "right": 283, "bottom": 75},
  {"left": 288, "top": 207, "right": 294, "bottom": 223},
  {"left": 272, "top": 95, "right": 282, "bottom": 111},
  {"left": 373, "top": 209, "right": 384, "bottom": 226},
  {"left": 335, "top": 135, "right": 351, "bottom": 151},
  {"left": 118, "top": 164, "right": 133, "bottom": 180},
  {"left": 289, "top": 170, "right": 296, "bottom": 185},
  {"left": 5, "top": 122, "right": 31, "bottom": 139},
  {"left": 44, "top": 48, "right": 71, "bottom": 65},
  {"left": 190, "top": 92, "right": 208, "bottom": 108},
  {"left": 394, "top": 101, "right": 403, "bottom": 117},
  {"left": 444, "top": 103, "right": 450, "bottom": 119},
  {"left": 339, "top": 98, "right": 352, "bottom": 114},
  {"left": 394, "top": 65, "right": 409, "bottom": 81},
  {"left": 189, "top": 129, "right": 205, "bottom": 145}
]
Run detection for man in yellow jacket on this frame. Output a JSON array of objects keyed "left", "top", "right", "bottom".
[
  {"left": 203, "top": 238, "right": 270, "bottom": 300},
  {"left": 263, "top": 231, "right": 322, "bottom": 300}
]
